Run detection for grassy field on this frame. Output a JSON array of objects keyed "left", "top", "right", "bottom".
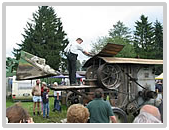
[{"left": 6, "top": 97, "right": 67, "bottom": 123}]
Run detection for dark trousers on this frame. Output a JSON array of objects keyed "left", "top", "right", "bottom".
[
  {"left": 54, "top": 96, "right": 61, "bottom": 111},
  {"left": 67, "top": 53, "right": 77, "bottom": 84}
]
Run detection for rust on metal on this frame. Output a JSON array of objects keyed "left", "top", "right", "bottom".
[
  {"left": 99, "top": 57, "right": 163, "bottom": 65},
  {"left": 96, "top": 43, "right": 124, "bottom": 57}
]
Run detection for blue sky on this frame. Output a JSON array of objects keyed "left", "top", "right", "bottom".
[{"left": 6, "top": 6, "right": 163, "bottom": 61}]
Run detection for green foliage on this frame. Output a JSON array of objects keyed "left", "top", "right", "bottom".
[
  {"left": 90, "top": 36, "right": 108, "bottom": 54},
  {"left": 91, "top": 21, "right": 136, "bottom": 58},
  {"left": 133, "top": 15, "right": 163, "bottom": 74},
  {"left": 153, "top": 20, "right": 163, "bottom": 59},
  {"left": 91, "top": 17, "right": 163, "bottom": 74},
  {"left": 40, "top": 77, "right": 62, "bottom": 85},
  {"left": 109, "top": 20, "right": 132, "bottom": 43},
  {"left": 107, "top": 37, "right": 136, "bottom": 58},
  {"left": 6, "top": 57, "right": 18, "bottom": 76},
  {"left": 133, "top": 15, "right": 155, "bottom": 59},
  {"left": 153, "top": 20, "right": 163, "bottom": 74},
  {"left": 13, "top": 6, "right": 69, "bottom": 71}
]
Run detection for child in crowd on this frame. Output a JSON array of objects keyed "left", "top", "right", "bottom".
[
  {"left": 41, "top": 82, "right": 49, "bottom": 115},
  {"left": 42, "top": 86, "right": 49, "bottom": 118},
  {"left": 53, "top": 82, "right": 62, "bottom": 112}
]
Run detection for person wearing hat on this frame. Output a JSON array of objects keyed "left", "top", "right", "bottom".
[
  {"left": 155, "top": 80, "right": 163, "bottom": 93},
  {"left": 42, "top": 85, "right": 49, "bottom": 118},
  {"left": 41, "top": 82, "right": 49, "bottom": 115},
  {"left": 53, "top": 82, "right": 62, "bottom": 112},
  {"left": 155, "top": 80, "right": 163, "bottom": 106},
  {"left": 64, "top": 38, "right": 93, "bottom": 86}
]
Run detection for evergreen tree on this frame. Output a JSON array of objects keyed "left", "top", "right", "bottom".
[
  {"left": 109, "top": 20, "right": 132, "bottom": 43},
  {"left": 133, "top": 15, "right": 154, "bottom": 59},
  {"left": 154, "top": 20, "right": 163, "bottom": 59},
  {"left": 153, "top": 20, "right": 163, "bottom": 75},
  {"left": 13, "top": 6, "right": 69, "bottom": 71},
  {"left": 6, "top": 57, "right": 18, "bottom": 76},
  {"left": 108, "top": 21, "right": 135, "bottom": 58}
]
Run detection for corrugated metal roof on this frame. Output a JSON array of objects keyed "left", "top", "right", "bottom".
[
  {"left": 100, "top": 57, "right": 163, "bottom": 65},
  {"left": 95, "top": 43, "right": 124, "bottom": 57}
]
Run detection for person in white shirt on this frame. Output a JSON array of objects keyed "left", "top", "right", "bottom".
[
  {"left": 64, "top": 38, "right": 92, "bottom": 86},
  {"left": 52, "top": 82, "right": 62, "bottom": 112}
]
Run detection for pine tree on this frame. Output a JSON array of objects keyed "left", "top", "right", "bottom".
[
  {"left": 154, "top": 20, "right": 163, "bottom": 59},
  {"left": 13, "top": 6, "right": 69, "bottom": 71},
  {"left": 153, "top": 20, "right": 163, "bottom": 75},
  {"left": 108, "top": 21, "right": 136, "bottom": 58},
  {"left": 133, "top": 15, "right": 154, "bottom": 59},
  {"left": 109, "top": 20, "right": 132, "bottom": 43}
]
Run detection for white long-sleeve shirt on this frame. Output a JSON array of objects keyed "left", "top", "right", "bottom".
[{"left": 64, "top": 42, "right": 85, "bottom": 55}]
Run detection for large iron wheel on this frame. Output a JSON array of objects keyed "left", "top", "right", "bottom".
[
  {"left": 97, "top": 63, "right": 122, "bottom": 89},
  {"left": 66, "top": 91, "right": 80, "bottom": 107},
  {"left": 111, "top": 107, "right": 128, "bottom": 123}
]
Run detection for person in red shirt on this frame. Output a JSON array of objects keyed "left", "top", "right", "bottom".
[{"left": 41, "top": 82, "right": 49, "bottom": 115}]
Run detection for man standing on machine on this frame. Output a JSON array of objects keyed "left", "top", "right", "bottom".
[{"left": 64, "top": 38, "right": 92, "bottom": 86}]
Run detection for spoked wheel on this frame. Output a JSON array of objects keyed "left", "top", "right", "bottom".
[
  {"left": 111, "top": 107, "right": 128, "bottom": 123},
  {"left": 85, "top": 65, "right": 98, "bottom": 79},
  {"left": 97, "top": 63, "right": 122, "bottom": 89},
  {"left": 66, "top": 91, "right": 80, "bottom": 107}
]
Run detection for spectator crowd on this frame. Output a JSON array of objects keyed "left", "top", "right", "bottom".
[{"left": 6, "top": 79, "right": 163, "bottom": 124}]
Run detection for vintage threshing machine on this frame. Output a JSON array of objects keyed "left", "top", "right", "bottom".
[{"left": 50, "top": 43, "right": 162, "bottom": 122}]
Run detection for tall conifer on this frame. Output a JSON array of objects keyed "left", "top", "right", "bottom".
[{"left": 13, "top": 6, "right": 69, "bottom": 71}]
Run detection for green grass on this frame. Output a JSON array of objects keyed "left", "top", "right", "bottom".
[{"left": 6, "top": 97, "right": 67, "bottom": 123}]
